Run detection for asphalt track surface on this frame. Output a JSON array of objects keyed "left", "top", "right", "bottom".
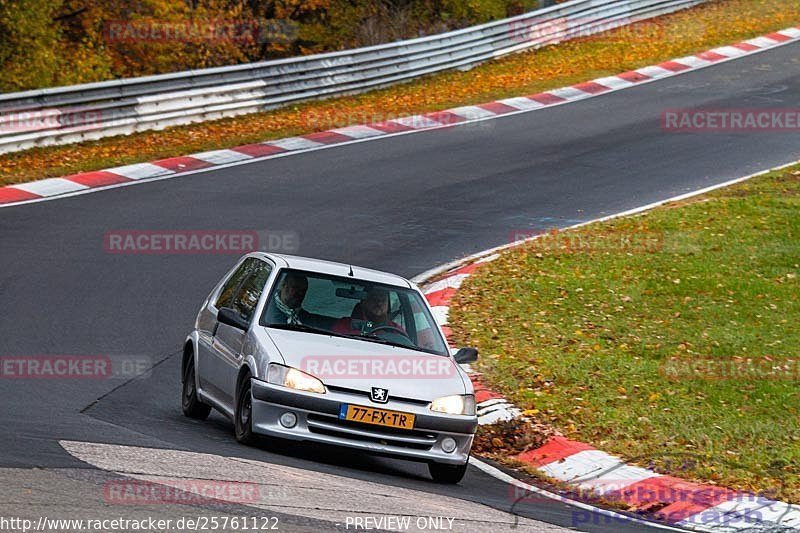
[{"left": 1, "top": 41, "right": 799, "bottom": 532}]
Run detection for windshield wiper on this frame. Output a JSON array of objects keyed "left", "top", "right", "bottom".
[
  {"left": 266, "top": 323, "right": 353, "bottom": 340},
  {"left": 356, "top": 335, "right": 446, "bottom": 356},
  {"left": 354, "top": 332, "right": 419, "bottom": 350}
]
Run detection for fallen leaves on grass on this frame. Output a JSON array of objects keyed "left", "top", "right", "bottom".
[{"left": 472, "top": 417, "right": 556, "bottom": 458}]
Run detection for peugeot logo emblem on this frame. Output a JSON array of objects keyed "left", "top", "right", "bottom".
[{"left": 371, "top": 387, "right": 389, "bottom": 404}]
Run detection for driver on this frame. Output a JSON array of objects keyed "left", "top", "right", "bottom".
[
  {"left": 264, "top": 272, "right": 311, "bottom": 325},
  {"left": 332, "top": 286, "right": 405, "bottom": 335}
]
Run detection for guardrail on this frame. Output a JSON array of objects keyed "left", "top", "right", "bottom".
[{"left": 0, "top": 0, "right": 706, "bottom": 154}]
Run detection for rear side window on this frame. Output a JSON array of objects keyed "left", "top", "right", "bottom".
[
  {"left": 231, "top": 261, "right": 272, "bottom": 322},
  {"left": 215, "top": 258, "right": 270, "bottom": 310}
]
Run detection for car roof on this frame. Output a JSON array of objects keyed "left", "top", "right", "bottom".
[{"left": 258, "top": 253, "right": 412, "bottom": 288}]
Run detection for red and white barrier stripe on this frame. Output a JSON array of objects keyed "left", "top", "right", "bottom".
[
  {"left": 2, "top": 25, "right": 799, "bottom": 208},
  {"left": 421, "top": 254, "right": 800, "bottom": 531}
]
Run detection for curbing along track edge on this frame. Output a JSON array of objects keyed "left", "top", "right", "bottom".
[
  {"left": 413, "top": 160, "right": 800, "bottom": 533},
  {"left": 0, "top": 26, "right": 799, "bottom": 208}
]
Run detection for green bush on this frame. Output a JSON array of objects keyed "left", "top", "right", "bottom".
[{"left": 0, "top": 0, "right": 540, "bottom": 92}]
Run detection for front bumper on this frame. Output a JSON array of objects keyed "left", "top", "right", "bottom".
[{"left": 250, "top": 379, "right": 476, "bottom": 465}]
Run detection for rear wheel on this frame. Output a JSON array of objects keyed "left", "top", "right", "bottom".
[
  {"left": 182, "top": 355, "right": 211, "bottom": 420},
  {"left": 234, "top": 375, "right": 258, "bottom": 445},
  {"left": 429, "top": 458, "right": 469, "bottom": 484}
]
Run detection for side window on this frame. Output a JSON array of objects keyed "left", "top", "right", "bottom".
[
  {"left": 215, "top": 258, "right": 257, "bottom": 309},
  {"left": 231, "top": 260, "right": 273, "bottom": 322}
]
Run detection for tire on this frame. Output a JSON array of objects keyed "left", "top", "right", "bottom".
[
  {"left": 182, "top": 355, "right": 211, "bottom": 420},
  {"left": 234, "top": 375, "right": 258, "bottom": 445},
  {"left": 429, "top": 458, "right": 469, "bottom": 484}
]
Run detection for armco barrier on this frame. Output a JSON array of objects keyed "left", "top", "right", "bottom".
[{"left": 0, "top": 0, "right": 706, "bottom": 154}]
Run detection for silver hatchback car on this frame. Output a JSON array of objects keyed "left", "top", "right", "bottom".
[{"left": 182, "top": 253, "right": 479, "bottom": 483}]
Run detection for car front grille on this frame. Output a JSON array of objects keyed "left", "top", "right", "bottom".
[
  {"left": 325, "top": 385, "right": 431, "bottom": 407},
  {"left": 306, "top": 413, "right": 437, "bottom": 450}
]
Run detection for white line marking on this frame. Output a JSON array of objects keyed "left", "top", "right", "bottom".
[
  {"left": 711, "top": 45, "right": 748, "bottom": 58},
  {"left": 106, "top": 163, "right": 174, "bottom": 180},
  {"left": 333, "top": 125, "right": 386, "bottom": 139},
  {"left": 548, "top": 87, "right": 593, "bottom": 101},
  {"left": 192, "top": 149, "right": 253, "bottom": 165},
  {"left": 574, "top": 464, "right": 661, "bottom": 492},
  {"left": 478, "top": 408, "right": 522, "bottom": 425},
  {"left": 672, "top": 56, "right": 711, "bottom": 68},
  {"left": 267, "top": 137, "right": 324, "bottom": 151},
  {"left": 412, "top": 160, "right": 800, "bottom": 284},
  {"left": 477, "top": 398, "right": 513, "bottom": 409},
  {"left": 422, "top": 273, "right": 470, "bottom": 294},
  {"left": 496, "top": 97, "right": 545, "bottom": 110},
  {"left": 777, "top": 28, "right": 800, "bottom": 39},
  {"left": 430, "top": 306, "right": 450, "bottom": 326},
  {"left": 591, "top": 76, "right": 634, "bottom": 90},
  {"left": 539, "top": 450, "right": 625, "bottom": 483},
  {"left": 448, "top": 106, "right": 497, "bottom": 120},
  {"left": 744, "top": 36, "right": 780, "bottom": 48},
  {"left": 11, "top": 178, "right": 88, "bottom": 197},
  {"left": 475, "top": 253, "right": 500, "bottom": 264},
  {"left": 392, "top": 115, "right": 441, "bottom": 129},
  {"left": 635, "top": 65, "right": 674, "bottom": 78}
]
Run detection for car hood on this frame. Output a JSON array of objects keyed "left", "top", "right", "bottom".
[{"left": 265, "top": 328, "right": 467, "bottom": 400}]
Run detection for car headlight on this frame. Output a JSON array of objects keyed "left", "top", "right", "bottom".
[
  {"left": 430, "top": 394, "right": 475, "bottom": 416},
  {"left": 267, "top": 364, "right": 326, "bottom": 394}
]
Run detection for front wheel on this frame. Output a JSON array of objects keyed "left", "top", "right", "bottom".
[
  {"left": 429, "top": 458, "right": 469, "bottom": 484},
  {"left": 182, "top": 356, "right": 211, "bottom": 420},
  {"left": 234, "top": 376, "right": 258, "bottom": 445}
]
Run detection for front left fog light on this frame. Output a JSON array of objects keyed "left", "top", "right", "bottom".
[
  {"left": 441, "top": 437, "right": 457, "bottom": 453},
  {"left": 279, "top": 412, "right": 297, "bottom": 428}
]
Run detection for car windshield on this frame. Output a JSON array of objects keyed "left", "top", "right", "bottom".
[{"left": 260, "top": 269, "right": 449, "bottom": 356}]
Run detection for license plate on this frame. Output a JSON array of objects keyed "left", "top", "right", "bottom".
[{"left": 339, "top": 404, "right": 415, "bottom": 430}]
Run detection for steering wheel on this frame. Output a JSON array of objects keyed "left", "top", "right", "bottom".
[{"left": 368, "top": 325, "right": 413, "bottom": 342}]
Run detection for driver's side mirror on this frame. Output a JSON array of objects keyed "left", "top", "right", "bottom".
[
  {"left": 453, "top": 347, "right": 478, "bottom": 364},
  {"left": 217, "top": 307, "right": 249, "bottom": 331}
]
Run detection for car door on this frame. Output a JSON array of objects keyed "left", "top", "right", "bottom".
[
  {"left": 197, "top": 257, "right": 254, "bottom": 401},
  {"left": 211, "top": 258, "right": 273, "bottom": 409}
]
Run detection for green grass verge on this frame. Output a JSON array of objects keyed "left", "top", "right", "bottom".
[{"left": 449, "top": 165, "right": 800, "bottom": 502}]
